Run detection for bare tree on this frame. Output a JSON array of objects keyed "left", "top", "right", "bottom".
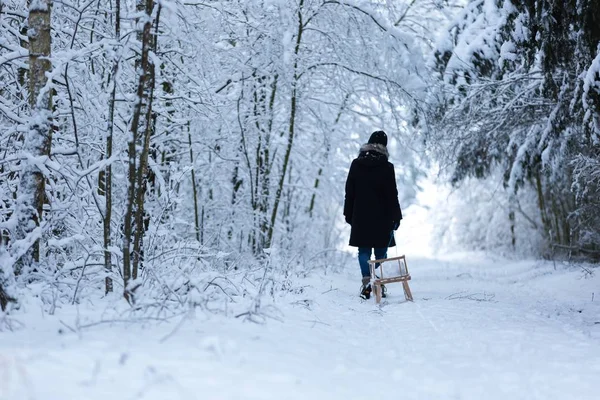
[
  {"left": 1, "top": 0, "right": 431, "bottom": 310},
  {"left": 122, "top": 0, "right": 158, "bottom": 302},
  {"left": 265, "top": 0, "right": 305, "bottom": 249},
  {"left": 13, "top": 0, "right": 53, "bottom": 271},
  {"left": 101, "top": 0, "right": 121, "bottom": 294}
]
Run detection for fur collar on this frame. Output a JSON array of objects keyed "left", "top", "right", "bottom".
[{"left": 359, "top": 143, "right": 389, "bottom": 159}]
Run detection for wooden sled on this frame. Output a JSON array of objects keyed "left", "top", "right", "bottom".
[{"left": 368, "top": 255, "right": 413, "bottom": 304}]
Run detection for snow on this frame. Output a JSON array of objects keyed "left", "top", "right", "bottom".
[
  {"left": 2, "top": 255, "right": 599, "bottom": 399},
  {"left": 282, "top": 30, "right": 293, "bottom": 66},
  {"left": 499, "top": 40, "right": 517, "bottom": 64},
  {"left": 582, "top": 44, "right": 600, "bottom": 112},
  {"left": 2, "top": 1, "right": 600, "bottom": 398},
  {"left": 28, "top": 0, "right": 49, "bottom": 12}
]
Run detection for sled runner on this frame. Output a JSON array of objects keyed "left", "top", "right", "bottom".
[{"left": 368, "top": 255, "right": 413, "bottom": 304}]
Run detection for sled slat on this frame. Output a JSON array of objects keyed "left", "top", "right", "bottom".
[{"left": 377, "top": 275, "right": 411, "bottom": 284}]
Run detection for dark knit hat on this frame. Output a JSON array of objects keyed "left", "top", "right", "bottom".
[{"left": 368, "top": 131, "right": 387, "bottom": 147}]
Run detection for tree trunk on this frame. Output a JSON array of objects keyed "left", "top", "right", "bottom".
[
  {"left": 131, "top": 4, "right": 161, "bottom": 281},
  {"left": 188, "top": 122, "right": 201, "bottom": 242},
  {"left": 534, "top": 168, "right": 551, "bottom": 242},
  {"left": 308, "top": 94, "right": 346, "bottom": 217},
  {"left": 103, "top": 0, "right": 121, "bottom": 294},
  {"left": 266, "top": 0, "right": 304, "bottom": 248},
  {"left": 14, "top": 0, "right": 53, "bottom": 274},
  {"left": 123, "top": 0, "right": 156, "bottom": 302},
  {"left": 0, "top": 283, "right": 17, "bottom": 312},
  {"left": 250, "top": 74, "right": 278, "bottom": 254}
]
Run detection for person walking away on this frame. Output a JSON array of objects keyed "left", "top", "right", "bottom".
[{"left": 343, "top": 131, "right": 402, "bottom": 299}]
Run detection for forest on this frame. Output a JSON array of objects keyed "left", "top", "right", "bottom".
[
  {"left": 1, "top": 0, "right": 599, "bottom": 310},
  {"left": 1, "top": 1, "right": 599, "bottom": 397}
]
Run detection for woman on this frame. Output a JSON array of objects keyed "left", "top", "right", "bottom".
[{"left": 344, "top": 131, "right": 402, "bottom": 299}]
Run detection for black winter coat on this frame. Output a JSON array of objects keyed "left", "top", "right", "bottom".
[{"left": 344, "top": 143, "right": 402, "bottom": 248}]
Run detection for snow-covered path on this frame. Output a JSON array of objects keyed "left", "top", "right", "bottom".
[{"left": 2, "top": 255, "right": 600, "bottom": 400}]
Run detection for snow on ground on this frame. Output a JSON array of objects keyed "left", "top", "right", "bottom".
[{"left": 1, "top": 254, "right": 600, "bottom": 400}]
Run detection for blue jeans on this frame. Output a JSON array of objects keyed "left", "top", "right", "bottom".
[{"left": 358, "top": 247, "right": 387, "bottom": 278}]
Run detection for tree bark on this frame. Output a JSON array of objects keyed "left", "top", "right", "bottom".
[
  {"left": 103, "top": 0, "right": 121, "bottom": 294},
  {"left": 123, "top": 0, "right": 156, "bottom": 302},
  {"left": 14, "top": 0, "right": 53, "bottom": 274},
  {"left": 308, "top": 94, "right": 346, "bottom": 217},
  {"left": 0, "top": 283, "right": 17, "bottom": 312},
  {"left": 251, "top": 74, "right": 277, "bottom": 253},
  {"left": 131, "top": 3, "right": 160, "bottom": 281},
  {"left": 266, "top": 0, "right": 304, "bottom": 248},
  {"left": 188, "top": 122, "right": 201, "bottom": 242}
]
